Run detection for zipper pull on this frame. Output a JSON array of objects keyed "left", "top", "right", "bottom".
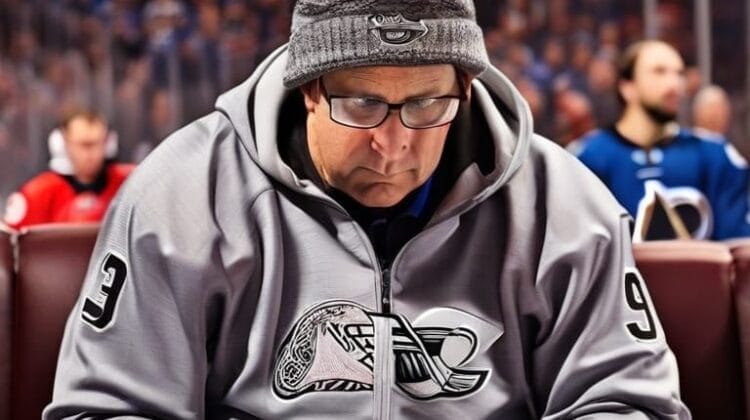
[{"left": 382, "top": 267, "right": 391, "bottom": 313}]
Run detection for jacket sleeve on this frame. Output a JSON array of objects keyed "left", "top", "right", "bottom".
[
  {"left": 705, "top": 142, "right": 750, "bottom": 239},
  {"left": 3, "top": 177, "right": 55, "bottom": 229},
  {"left": 533, "top": 215, "right": 691, "bottom": 419},
  {"left": 43, "top": 191, "right": 237, "bottom": 419}
]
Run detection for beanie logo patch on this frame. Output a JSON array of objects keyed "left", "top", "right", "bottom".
[{"left": 368, "top": 14, "right": 428, "bottom": 46}]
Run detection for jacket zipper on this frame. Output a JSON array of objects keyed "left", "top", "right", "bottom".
[
  {"left": 381, "top": 264, "right": 392, "bottom": 313},
  {"left": 300, "top": 196, "right": 398, "bottom": 419}
]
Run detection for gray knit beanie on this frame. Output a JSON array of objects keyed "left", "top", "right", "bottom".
[{"left": 283, "top": 0, "right": 489, "bottom": 88}]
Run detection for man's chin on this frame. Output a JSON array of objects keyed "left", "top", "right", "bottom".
[
  {"left": 351, "top": 183, "right": 409, "bottom": 208},
  {"left": 642, "top": 102, "right": 678, "bottom": 125}
]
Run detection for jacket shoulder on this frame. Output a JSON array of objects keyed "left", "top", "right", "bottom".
[
  {"left": 678, "top": 128, "right": 749, "bottom": 169},
  {"left": 112, "top": 112, "right": 274, "bottom": 234},
  {"left": 108, "top": 163, "right": 136, "bottom": 179},
  {"left": 20, "top": 171, "right": 69, "bottom": 197},
  {"left": 567, "top": 129, "right": 616, "bottom": 155},
  {"left": 530, "top": 135, "right": 627, "bottom": 223}
]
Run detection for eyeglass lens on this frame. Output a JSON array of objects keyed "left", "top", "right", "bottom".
[{"left": 321, "top": 79, "right": 462, "bottom": 129}]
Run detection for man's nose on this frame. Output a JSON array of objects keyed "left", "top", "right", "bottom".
[{"left": 369, "top": 111, "right": 412, "bottom": 160}]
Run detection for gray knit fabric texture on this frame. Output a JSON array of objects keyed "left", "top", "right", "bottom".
[{"left": 283, "top": 0, "right": 489, "bottom": 88}]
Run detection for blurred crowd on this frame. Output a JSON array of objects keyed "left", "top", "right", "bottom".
[{"left": 0, "top": 0, "right": 746, "bottom": 208}]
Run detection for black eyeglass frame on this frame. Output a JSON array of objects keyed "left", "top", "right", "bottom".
[{"left": 318, "top": 76, "right": 467, "bottom": 130}]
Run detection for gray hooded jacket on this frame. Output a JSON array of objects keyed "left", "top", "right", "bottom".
[{"left": 45, "top": 47, "right": 690, "bottom": 419}]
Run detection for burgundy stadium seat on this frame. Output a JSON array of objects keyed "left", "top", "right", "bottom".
[
  {"left": 633, "top": 240, "right": 745, "bottom": 420},
  {"left": 728, "top": 238, "right": 750, "bottom": 420},
  {"left": 10, "top": 223, "right": 99, "bottom": 420},
  {"left": 0, "top": 226, "right": 14, "bottom": 420}
]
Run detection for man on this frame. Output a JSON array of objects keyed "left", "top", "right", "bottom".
[
  {"left": 571, "top": 40, "right": 750, "bottom": 240},
  {"left": 46, "top": 2, "right": 689, "bottom": 419},
  {"left": 3, "top": 109, "right": 133, "bottom": 229},
  {"left": 692, "top": 84, "right": 732, "bottom": 137}
]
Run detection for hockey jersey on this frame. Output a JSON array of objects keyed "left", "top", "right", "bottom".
[
  {"left": 570, "top": 127, "right": 750, "bottom": 240},
  {"left": 3, "top": 162, "right": 134, "bottom": 229}
]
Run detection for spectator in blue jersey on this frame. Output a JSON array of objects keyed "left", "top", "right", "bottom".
[{"left": 570, "top": 40, "right": 750, "bottom": 240}]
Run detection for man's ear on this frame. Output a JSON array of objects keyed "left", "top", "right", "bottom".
[
  {"left": 618, "top": 79, "right": 634, "bottom": 104},
  {"left": 300, "top": 80, "right": 320, "bottom": 113}
]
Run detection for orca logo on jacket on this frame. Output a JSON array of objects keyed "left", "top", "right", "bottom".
[
  {"left": 81, "top": 252, "right": 127, "bottom": 331},
  {"left": 273, "top": 301, "right": 503, "bottom": 401}
]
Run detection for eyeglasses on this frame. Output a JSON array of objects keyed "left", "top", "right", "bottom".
[{"left": 318, "top": 78, "right": 464, "bottom": 130}]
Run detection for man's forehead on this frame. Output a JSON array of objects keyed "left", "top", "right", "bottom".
[
  {"left": 67, "top": 116, "right": 107, "bottom": 129},
  {"left": 636, "top": 44, "right": 684, "bottom": 72},
  {"left": 65, "top": 118, "right": 107, "bottom": 141}
]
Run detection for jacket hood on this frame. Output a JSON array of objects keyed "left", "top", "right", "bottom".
[{"left": 215, "top": 44, "right": 532, "bottom": 215}]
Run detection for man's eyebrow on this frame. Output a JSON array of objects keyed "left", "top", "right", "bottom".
[
  {"left": 331, "top": 87, "right": 388, "bottom": 100},
  {"left": 403, "top": 86, "right": 453, "bottom": 101},
  {"left": 329, "top": 76, "right": 456, "bottom": 101}
]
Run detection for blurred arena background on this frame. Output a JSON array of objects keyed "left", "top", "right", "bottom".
[{"left": 0, "top": 0, "right": 746, "bottom": 209}]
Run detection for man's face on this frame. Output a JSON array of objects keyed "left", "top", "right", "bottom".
[
  {"left": 628, "top": 43, "right": 686, "bottom": 122},
  {"left": 302, "top": 64, "right": 466, "bottom": 208},
  {"left": 64, "top": 117, "right": 108, "bottom": 184}
]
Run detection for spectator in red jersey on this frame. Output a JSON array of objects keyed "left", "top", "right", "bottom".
[{"left": 3, "top": 108, "right": 134, "bottom": 229}]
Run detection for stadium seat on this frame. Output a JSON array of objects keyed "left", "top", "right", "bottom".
[
  {"left": 728, "top": 238, "right": 750, "bottom": 420},
  {"left": 633, "top": 240, "right": 745, "bottom": 420},
  {"left": 10, "top": 223, "right": 99, "bottom": 420},
  {"left": 0, "top": 226, "right": 14, "bottom": 420}
]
